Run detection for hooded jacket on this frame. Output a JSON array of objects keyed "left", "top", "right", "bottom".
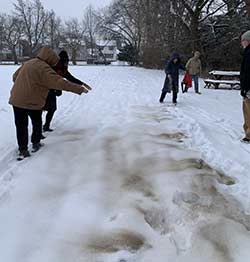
[
  {"left": 165, "top": 52, "right": 183, "bottom": 86},
  {"left": 162, "top": 52, "right": 184, "bottom": 93},
  {"left": 9, "top": 47, "right": 84, "bottom": 110}
]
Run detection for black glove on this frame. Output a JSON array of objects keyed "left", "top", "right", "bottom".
[{"left": 241, "top": 90, "right": 247, "bottom": 98}]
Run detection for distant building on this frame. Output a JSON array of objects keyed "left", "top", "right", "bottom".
[
  {"left": 58, "top": 39, "right": 88, "bottom": 62},
  {"left": 0, "top": 43, "right": 24, "bottom": 61},
  {"left": 86, "top": 40, "right": 118, "bottom": 64},
  {"left": 96, "top": 40, "right": 118, "bottom": 62},
  {"left": 0, "top": 38, "right": 118, "bottom": 64}
]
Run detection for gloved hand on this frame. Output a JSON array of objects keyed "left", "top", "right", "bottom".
[
  {"left": 79, "top": 85, "right": 89, "bottom": 94},
  {"left": 241, "top": 90, "right": 247, "bottom": 98},
  {"left": 82, "top": 83, "right": 92, "bottom": 91}
]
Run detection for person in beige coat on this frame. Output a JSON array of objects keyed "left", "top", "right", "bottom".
[
  {"left": 9, "top": 46, "right": 90, "bottom": 159},
  {"left": 185, "top": 51, "right": 202, "bottom": 94}
]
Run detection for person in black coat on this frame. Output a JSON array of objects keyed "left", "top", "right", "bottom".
[
  {"left": 43, "top": 50, "right": 91, "bottom": 132},
  {"left": 43, "top": 89, "right": 62, "bottom": 132},
  {"left": 159, "top": 52, "right": 185, "bottom": 104},
  {"left": 240, "top": 31, "right": 250, "bottom": 143}
]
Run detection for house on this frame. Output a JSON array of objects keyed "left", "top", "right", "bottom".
[
  {"left": 95, "top": 40, "right": 118, "bottom": 62},
  {"left": 85, "top": 40, "right": 118, "bottom": 64}
]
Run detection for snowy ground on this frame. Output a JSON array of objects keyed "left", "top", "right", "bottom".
[{"left": 0, "top": 65, "right": 250, "bottom": 262}]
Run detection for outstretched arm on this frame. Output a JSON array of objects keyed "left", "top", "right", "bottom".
[
  {"left": 64, "top": 70, "right": 82, "bottom": 85},
  {"left": 64, "top": 70, "right": 92, "bottom": 90},
  {"left": 42, "top": 65, "right": 88, "bottom": 95}
]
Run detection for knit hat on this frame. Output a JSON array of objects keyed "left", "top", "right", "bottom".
[{"left": 241, "top": 30, "right": 250, "bottom": 41}]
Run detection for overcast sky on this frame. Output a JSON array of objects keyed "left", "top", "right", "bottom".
[{"left": 0, "top": 0, "right": 112, "bottom": 19}]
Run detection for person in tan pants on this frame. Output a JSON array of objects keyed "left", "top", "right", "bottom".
[
  {"left": 243, "top": 99, "right": 250, "bottom": 140},
  {"left": 240, "top": 30, "right": 250, "bottom": 143}
]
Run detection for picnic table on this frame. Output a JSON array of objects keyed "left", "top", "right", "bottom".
[{"left": 204, "top": 70, "right": 240, "bottom": 89}]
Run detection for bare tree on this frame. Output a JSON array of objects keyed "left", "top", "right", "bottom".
[
  {"left": 97, "top": 0, "right": 143, "bottom": 64},
  {"left": 45, "top": 10, "right": 62, "bottom": 49},
  {"left": 14, "top": 0, "right": 50, "bottom": 56},
  {"left": 83, "top": 5, "right": 99, "bottom": 60},
  {"left": 245, "top": 0, "right": 250, "bottom": 14},
  {"left": 141, "top": 0, "right": 176, "bottom": 67},
  {"left": 0, "top": 14, "right": 5, "bottom": 61},
  {"left": 62, "top": 18, "right": 85, "bottom": 65},
  {"left": 1, "top": 14, "right": 23, "bottom": 64}
]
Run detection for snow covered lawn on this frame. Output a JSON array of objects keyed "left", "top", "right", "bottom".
[{"left": 0, "top": 65, "right": 250, "bottom": 262}]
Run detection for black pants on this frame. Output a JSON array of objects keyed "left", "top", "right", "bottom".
[
  {"left": 159, "top": 88, "right": 178, "bottom": 103},
  {"left": 13, "top": 106, "right": 42, "bottom": 151},
  {"left": 44, "top": 110, "right": 56, "bottom": 129}
]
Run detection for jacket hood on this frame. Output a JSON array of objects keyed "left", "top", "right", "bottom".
[
  {"left": 37, "top": 47, "right": 59, "bottom": 67},
  {"left": 170, "top": 52, "right": 180, "bottom": 62}
]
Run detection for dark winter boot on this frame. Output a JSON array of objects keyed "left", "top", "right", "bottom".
[
  {"left": 241, "top": 137, "right": 250, "bottom": 144},
  {"left": 17, "top": 149, "right": 30, "bottom": 161},
  {"left": 41, "top": 134, "right": 46, "bottom": 140},
  {"left": 172, "top": 90, "right": 177, "bottom": 104},
  {"left": 159, "top": 92, "right": 167, "bottom": 103},
  {"left": 32, "top": 142, "right": 44, "bottom": 153},
  {"left": 43, "top": 125, "right": 53, "bottom": 132}
]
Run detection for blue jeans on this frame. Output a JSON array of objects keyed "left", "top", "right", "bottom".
[{"left": 191, "top": 75, "right": 199, "bottom": 92}]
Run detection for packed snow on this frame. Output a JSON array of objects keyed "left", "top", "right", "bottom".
[{"left": 0, "top": 64, "right": 250, "bottom": 262}]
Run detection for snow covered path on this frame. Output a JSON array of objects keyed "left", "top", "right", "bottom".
[{"left": 0, "top": 65, "right": 250, "bottom": 262}]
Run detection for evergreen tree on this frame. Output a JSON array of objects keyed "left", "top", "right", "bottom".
[{"left": 118, "top": 44, "right": 138, "bottom": 65}]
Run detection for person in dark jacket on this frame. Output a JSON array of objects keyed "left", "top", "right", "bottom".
[
  {"left": 240, "top": 30, "right": 250, "bottom": 143},
  {"left": 43, "top": 50, "right": 91, "bottom": 132},
  {"left": 159, "top": 52, "right": 184, "bottom": 104}
]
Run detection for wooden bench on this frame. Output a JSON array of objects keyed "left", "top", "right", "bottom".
[
  {"left": 204, "top": 79, "right": 240, "bottom": 89},
  {"left": 204, "top": 70, "right": 240, "bottom": 89}
]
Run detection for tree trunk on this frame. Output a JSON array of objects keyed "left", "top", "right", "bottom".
[
  {"left": 245, "top": 0, "right": 250, "bottom": 16},
  {"left": 12, "top": 47, "right": 18, "bottom": 64},
  {"left": 72, "top": 49, "right": 77, "bottom": 65},
  {"left": 190, "top": 17, "right": 200, "bottom": 52},
  {"left": 98, "top": 48, "right": 107, "bottom": 64}
]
